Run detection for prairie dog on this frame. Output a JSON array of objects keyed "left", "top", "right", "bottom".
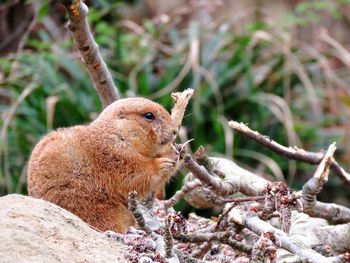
[{"left": 28, "top": 97, "right": 178, "bottom": 233}]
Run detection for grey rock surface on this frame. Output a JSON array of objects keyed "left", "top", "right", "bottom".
[{"left": 0, "top": 194, "right": 129, "bottom": 263}]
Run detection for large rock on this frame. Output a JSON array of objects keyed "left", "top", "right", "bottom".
[{"left": 0, "top": 194, "right": 129, "bottom": 263}]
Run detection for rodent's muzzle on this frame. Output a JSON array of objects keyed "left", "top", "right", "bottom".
[{"left": 160, "top": 129, "right": 178, "bottom": 145}]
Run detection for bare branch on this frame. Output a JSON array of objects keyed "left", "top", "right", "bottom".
[
  {"left": 128, "top": 191, "right": 152, "bottom": 235},
  {"left": 173, "top": 231, "right": 252, "bottom": 254},
  {"left": 164, "top": 218, "right": 174, "bottom": 258},
  {"left": 180, "top": 150, "right": 237, "bottom": 196},
  {"left": 258, "top": 182, "right": 299, "bottom": 233},
  {"left": 212, "top": 158, "right": 268, "bottom": 197},
  {"left": 182, "top": 157, "right": 269, "bottom": 210},
  {"left": 222, "top": 196, "right": 265, "bottom": 204},
  {"left": 190, "top": 199, "right": 241, "bottom": 259},
  {"left": 59, "top": 0, "right": 120, "bottom": 107},
  {"left": 127, "top": 192, "right": 181, "bottom": 261},
  {"left": 301, "top": 144, "right": 350, "bottom": 223},
  {"left": 162, "top": 179, "right": 202, "bottom": 211},
  {"left": 228, "top": 208, "right": 334, "bottom": 263},
  {"left": 194, "top": 146, "right": 214, "bottom": 175},
  {"left": 303, "top": 197, "right": 350, "bottom": 224},
  {"left": 228, "top": 121, "right": 350, "bottom": 185}
]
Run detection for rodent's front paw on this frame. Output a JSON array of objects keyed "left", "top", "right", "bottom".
[{"left": 155, "top": 157, "right": 177, "bottom": 177}]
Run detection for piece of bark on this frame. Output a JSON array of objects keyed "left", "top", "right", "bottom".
[
  {"left": 171, "top": 88, "right": 194, "bottom": 130},
  {"left": 314, "top": 223, "right": 350, "bottom": 253}
]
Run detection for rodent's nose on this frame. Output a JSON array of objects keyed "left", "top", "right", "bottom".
[{"left": 172, "top": 129, "right": 178, "bottom": 136}]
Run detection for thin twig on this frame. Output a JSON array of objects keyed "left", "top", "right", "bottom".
[
  {"left": 59, "top": 0, "right": 120, "bottom": 107},
  {"left": 127, "top": 191, "right": 180, "bottom": 260},
  {"left": 173, "top": 231, "right": 252, "bottom": 254},
  {"left": 180, "top": 150, "right": 235, "bottom": 196},
  {"left": 164, "top": 218, "right": 174, "bottom": 258},
  {"left": 127, "top": 191, "right": 152, "bottom": 235},
  {"left": 222, "top": 196, "right": 265, "bottom": 204},
  {"left": 191, "top": 202, "right": 238, "bottom": 258},
  {"left": 228, "top": 121, "right": 350, "bottom": 185},
  {"left": 163, "top": 179, "right": 202, "bottom": 211},
  {"left": 190, "top": 201, "right": 239, "bottom": 259},
  {"left": 141, "top": 192, "right": 155, "bottom": 210}
]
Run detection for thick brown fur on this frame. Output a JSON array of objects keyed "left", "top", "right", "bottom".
[{"left": 27, "top": 98, "right": 178, "bottom": 233}]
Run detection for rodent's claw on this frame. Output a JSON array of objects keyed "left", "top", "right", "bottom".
[
  {"left": 157, "top": 157, "right": 176, "bottom": 168},
  {"left": 155, "top": 157, "right": 177, "bottom": 177}
]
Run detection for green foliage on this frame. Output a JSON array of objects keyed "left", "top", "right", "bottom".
[
  {"left": 0, "top": 32, "right": 100, "bottom": 194},
  {"left": 1, "top": 1, "right": 349, "bottom": 206},
  {"left": 283, "top": 0, "right": 343, "bottom": 26}
]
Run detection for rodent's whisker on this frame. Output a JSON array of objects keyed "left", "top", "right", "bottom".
[
  {"left": 181, "top": 139, "right": 194, "bottom": 150},
  {"left": 183, "top": 113, "right": 192, "bottom": 119},
  {"left": 172, "top": 138, "right": 194, "bottom": 164}
]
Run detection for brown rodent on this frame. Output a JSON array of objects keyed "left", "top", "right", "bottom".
[{"left": 27, "top": 97, "right": 178, "bottom": 233}]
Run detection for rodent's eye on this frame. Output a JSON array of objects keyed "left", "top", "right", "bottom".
[{"left": 143, "top": 112, "right": 155, "bottom": 121}]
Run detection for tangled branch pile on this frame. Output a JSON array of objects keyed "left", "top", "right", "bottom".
[{"left": 114, "top": 132, "right": 350, "bottom": 263}]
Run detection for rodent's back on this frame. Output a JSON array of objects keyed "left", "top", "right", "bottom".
[
  {"left": 28, "top": 127, "right": 85, "bottom": 199},
  {"left": 27, "top": 126, "right": 135, "bottom": 231}
]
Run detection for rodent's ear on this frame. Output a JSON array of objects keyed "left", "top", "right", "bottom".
[{"left": 117, "top": 109, "right": 126, "bottom": 119}]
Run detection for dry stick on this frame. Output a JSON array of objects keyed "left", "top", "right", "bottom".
[
  {"left": 228, "top": 209, "right": 333, "bottom": 263},
  {"left": 59, "top": 0, "right": 120, "bottom": 107},
  {"left": 183, "top": 157, "right": 350, "bottom": 255},
  {"left": 191, "top": 201, "right": 239, "bottom": 258},
  {"left": 128, "top": 191, "right": 180, "bottom": 261},
  {"left": 128, "top": 191, "right": 152, "bottom": 235},
  {"left": 164, "top": 218, "right": 174, "bottom": 258},
  {"left": 181, "top": 152, "right": 236, "bottom": 196},
  {"left": 163, "top": 179, "right": 202, "bottom": 211},
  {"left": 258, "top": 181, "right": 299, "bottom": 234},
  {"left": 194, "top": 146, "right": 214, "bottom": 174},
  {"left": 228, "top": 121, "right": 350, "bottom": 185},
  {"left": 222, "top": 196, "right": 265, "bottom": 204},
  {"left": 173, "top": 231, "right": 252, "bottom": 254},
  {"left": 302, "top": 143, "right": 350, "bottom": 223}
]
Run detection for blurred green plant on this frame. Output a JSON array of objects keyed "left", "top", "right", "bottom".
[
  {"left": 283, "top": 0, "right": 347, "bottom": 26},
  {"left": 1, "top": 1, "right": 350, "bottom": 210}
]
